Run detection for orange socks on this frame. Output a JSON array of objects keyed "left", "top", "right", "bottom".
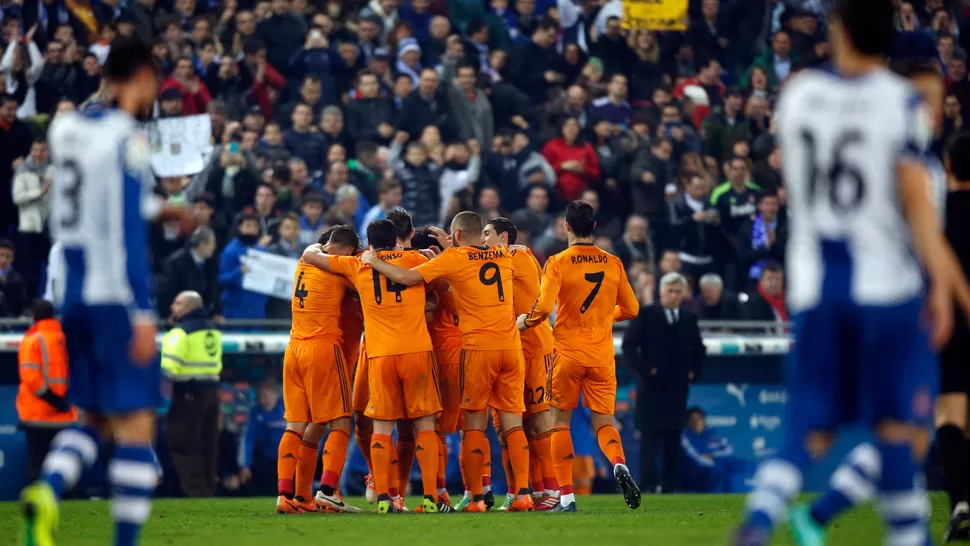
[
  {"left": 397, "top": 433, "right": 416, "bottom": 494},
  {"left": 596, "top": 425, "right": 626, "bottom": 466},
  {"left": 528, "top": 439, "right": 544, "bottom": 493},
  {"left": 437, "top": 433, "right": 448, "bottom": 493},
  {"left": 536, "top": 430, "right": 560, "bottom": 492},
  {"left": 355, "top": 424, "right": 373, "bottom": 474},
  {"left": 462, "top": 430, "right": 488, "bottom": 497},
  {"left": 277, "top": 429, "right": 303, "bottom": 497},
  {"left": 503, "top": 426, "right": 531, "bottom": 496},
  {"left": 501, "top": 442, "right": 514, "bottom": 491},
  {"left": 370, "top": 432, "right": 393, "bottom": 499},
  {"left": 388, "top": 440, "right": 400, "bottom": 498},
  {"left": 415, "top": 430, "right": 440, "bottom": 499},
  {"left": 550, "top": 426, "right": 575, "bottom": 496},
  {"left": 320, "top": 429, "right": 349, "bottom": 494},
  {"left": 296, "top": 439, "right": 318, "bottom": 501},
  {"left": 482, "top": 439, "right": 492, "bottom": 492}
]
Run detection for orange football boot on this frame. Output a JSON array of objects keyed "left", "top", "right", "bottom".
[
  {"left": 462, "top": 500, "right": 487, "bottom": 513},
  {"left": 507, "top": 494, "right": 535, "bottom": 512}
]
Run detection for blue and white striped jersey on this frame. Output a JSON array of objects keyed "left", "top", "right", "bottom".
[
  {"left": 776, "top": 67, "right": 935, "bottom": 312},
  {"left": 47, "top": 108, "right": 162, "bottom": 317}
]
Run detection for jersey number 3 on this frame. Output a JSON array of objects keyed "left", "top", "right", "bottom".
[
  {"left": 58, "top": 159, "right": 84, "bottom": 229},
  {"left": 800, "top": 129, "right": 866, "bottom": 213}
]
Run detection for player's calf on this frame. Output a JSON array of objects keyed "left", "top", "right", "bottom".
[{"left": 798, "top": 443, "right": 879, "bottom": 537}]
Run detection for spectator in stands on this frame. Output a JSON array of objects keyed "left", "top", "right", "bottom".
[
  {"left": 346, "top": 69, "right": 396, "bottom": 145},
  {"left": 348, "top": 141, "right": 384, "bottom": 203},
  {"left": 0, "top": 94, "right": 33, "bottom": 235},
  {"left": 702, "top": 86, "right": 750, "bottom": 163},
  {"left": 624, "top": 271, "right": 705, "bottom": 494},
  {"left": 543, "top": 116, "right": 600, "bottom": 201},
  {"left": 12, "top": 137, "right": 53, "bottom": 301},
  {"left": 239, "top": 377, "right": 286, "bottom": 496},
  {"left": 614, "top": 215, "right": 654, "bottom": 270},
  {"left": 284, "top": 102, "right": 328, "bottom": 175},
  {"left": 360, "top": 179, "right": 402, "bottom": 243},
  {"left": 255, "top": 0, "right": 306, "bottom": 72},
  {"left": 277, "top": 76, "right": 324, "bottom": 131},
  {"left": 398, "top": 66, "right": 457, "bottom": 141},
  {"left": 157, "top": 227, "right": 222, "bottom": 321},
  {"left": 218, "top": 212, "right": 268, "bottom": 321},
  {"left": 590, "top": 73, "right": 632, "bottom": 128},
  {"left": 158, "top": 87, "right": 185, "bottom": 117},
  {"left": 534, "top": 212, "right": 568, "bottom": 260},
  {"left": 2, "top": 27, "right": 44, "bottom": 119},
  {"left": 204, "top": 131, "right": 262, "bottom": 219},
  {"left": 739, "top": 192, "right": 786, "bottom": 290},
  {"left": 267, "top": 212, "right": 302, "bottom": 260},
  {"left": 320, "top": 105, "right": 351, "bottom": 154},
  {"left": 443, "top": 59, "right": 494, "bottom": 147},
  {"left": 297, "top": 192, "right": 327, "bottom": 247},
  {"left": 191, "top": 192, "right": 228, "bottom": 250},
  {"left": 249, "top": 183, "right": 283, "bottom": 242},
  {"left": 0, "top": 239, "right": 28, "bottom": 317},
  {"left": 743, "top": 30, "right": 798, "bottom": 90},
  {"left": 631, "top": 137, "right": 674, "bottom": 236},
  {"left": 389, "top": 131, "right": 442, "bottom": 227},
  {"left": 671, "top": 174, "right": 724, "bottom": 282},
  {"left": 691, "top": 273, "right": 742, "bottom": 322},
  {"left": 742, "top": 260, "right": 787, "bottom": 323},
  {"left": 161, "top": 56, "right": 212, "bottom": 115},
  {"left": 439, "top": 139, "right": 482, "bottom": 224},
  {"left": 326, "top": 184, "right": 365, "bottom": 228},
  {"left": 711, "top": 155, "right": 760, "bottom": 239},
  {"left": 515, "top": 184, "right": 554, "bottom": 240},
  {"left": 580, "top": 188, "right": 621, "bottom": 240}
]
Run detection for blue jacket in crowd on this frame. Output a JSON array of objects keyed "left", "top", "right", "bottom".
[
  {"left": 239, "top": 397, "right": 286, "bottom": 469},
  {"left": 218, "top": 238, "right": 268, "bottom": 320},
  {"left": 680, "top": 427, "right": 754, "bottom": 493}
]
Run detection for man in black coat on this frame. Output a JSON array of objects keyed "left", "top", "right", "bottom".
[
  {"left": 622, "top": 272, "right": 706, "bottom": 493},
  {"left": 156, "top": 227, "right": 223, "bottom": 322},
  {"left": 396, "top": 67, "right": 457, "bottom": 142},
  {"left": 0, "top": 95, "right": 33, "bottom": 235}
]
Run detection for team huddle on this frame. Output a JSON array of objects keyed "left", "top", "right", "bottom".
[{"left": 274, "top": 202, "right": 641, "bottom": 514}]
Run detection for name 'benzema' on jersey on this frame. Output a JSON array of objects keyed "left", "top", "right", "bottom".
[
  {"left": 48, "top": 108, "right": 161, "bottom": 313},
  {"left": 775, "top": 67, "right": 934, "bottom": 312}
]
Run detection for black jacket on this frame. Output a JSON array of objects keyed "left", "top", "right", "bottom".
[
  {"left": 737, "top": 216, "right": 787, "bottom": 286},
  {"left": 0, "top": 268, "right": 28, "bottom": 317},
  {"left": 346, "top": 97, "right": 396, "bottom": 145},
  {"left": 622, "top": 304, "right": 705, "bottom": 429},
  {"left": 692, "top": 291, "right": 742, "bottom": 322},
  {"left": 397, "top": 89, "right": 457, "bottom": 142},
  {"left": 0, "top": 120, "right": 34, "bottom": 233},
  {"left": 741, "top": 291, "right": 786, "bottom": 323},
  {"left": 669, "top": 196, "right": 727, "bottom": 262},
  {"left": 157, "top": 247, "right": 223, "bottom": 318},
  {"left": 508, "top": 39, "right": 558, "bottom": 104},
  {"left": 254, "top": 14, "right": 307, "bottom": 76}
]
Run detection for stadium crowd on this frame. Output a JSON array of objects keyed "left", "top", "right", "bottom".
[{"left": 0, "top": 0, "right": 957, "bottom": 498}]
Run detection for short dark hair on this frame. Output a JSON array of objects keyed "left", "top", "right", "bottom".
[
  {"left": 356, "top": 69, "right": 377, "bottom": 83},
  {"left": 301, "top": 192, "right": 325, "bottom": 207},
  {"left": 356, "top": 140, "right": 379, "bottom": 158},
  {"left": 386, "top": 209, "right": 414, "bottom": 242},
  {"left": 451, "top": 210, "right": 483, "bottom": 236},
  {"left": 326, "top": 224, "right": 360, "bottom": 253},
  {"left": 456, "top": 61, "right": 477, "bottom": 75},
  {"left": 0, "top": 238, "right": 13, "bottom": 253},
  {"left": 272, "top": 164, "right": 291, "bottom": 183},
  {"left": 367, "top": 219, "right": 397, "bottom": 251},
  {"left": 762, "top": 260, "right": 784, "bottom": 275},
  {"left": 237, "top": 210, "right": 260, "bottom": 227},
  {"left": 486, "top": 217, "right": 517, "bottom": 245},
  {"left": 758, "top": 191, "right": 779, "bottom": 204},
  {"left": 1, "top": 93, "right": 18, "bottom": 106},
  {"left": 102, "top": 37, "right": 157, "bottom": 83},
  {"left": 536, "top": 16, "right": 558, "bottom": 33},
  {"left": 948, "top": 131, "right": 970, "bottom": 182},
  {"left": 831, "top": 0, "right": 894, "bottom": 58},
  {"left": 32, "top": 299, "right": 55, "bottom": 321},
  {"left": 564, "top": 201, "right": 596, "bottom": 238},
  {"left": 256, "top": 182, "right": 275, "bottom": 195},
  {"left": 410, "top": 227, "right": 436, "bottom": 250},
  {"left": 192, "top": 192, "right": 215, "bottom": 208},
  {"left": 377, "top": 178, "right": 401, "bottom": 195},
  {"left": 890, "top": 57, "right": 943, "bottom": 79},
  {"left": 280, "top": 211, "right": 299, "bottom": 225},
  {"left": 467, "top": 18, "right": 487, "bottom": 36},
  {"left": 243, "top": 38, "right": 266, "bottom": 55}
]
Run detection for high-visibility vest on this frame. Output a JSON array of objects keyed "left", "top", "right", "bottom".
[
  {"left": 160, "top": 322, "right": 223, "bottom": 382},
  {"left": 16, "top": 319, "right": 77, "bottom": 426}
]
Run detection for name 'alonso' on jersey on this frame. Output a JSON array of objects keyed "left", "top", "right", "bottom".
[{"left": 775, "top": 68, "right": 934, "bottom": 312}]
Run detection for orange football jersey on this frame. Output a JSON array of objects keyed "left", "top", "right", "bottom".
[
  {"left": 415, "top": 245, "right": 520, "bottom": 351},
  {"left": 510, "top": 246, "right": 554, "bottom": 358},
  {"left": 290, "top": 260, "right": 349, "bottom": 342},
  {"left": 526, "top": 243, "right": 639, "bottom": 366},
  {"left": 329, "top": 250, "right": 433, "bottom": 357},
  {"left": 428, "top": 284, "right": 461, "bottom": 351}
]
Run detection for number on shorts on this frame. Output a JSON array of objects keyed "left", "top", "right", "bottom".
[
  {"left": 293, "top": 270, "right": 308, "bottom": 308},
  {"left": 581, "top": 271, "right": 605, "bottom": 313},
  {"left": 372, "top": 270, "right": 406, "bottom": 304},
  {"left": 478, "top": 262, "right": 505, "bottom": 302},
  {"left": 527, "top": 386, "right": 547, "bottom": 406}
]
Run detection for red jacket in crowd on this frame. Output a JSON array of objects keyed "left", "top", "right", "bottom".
[
  {"left": 542, "top": 138, "right": 601, "bottom": 202},
  {"left": 160, "top": 78, "right": 213, "bottom": 115}
]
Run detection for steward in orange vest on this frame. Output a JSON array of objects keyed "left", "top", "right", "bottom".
[{"left": 17, "top": 300, "right": 76, "bottom": 482}]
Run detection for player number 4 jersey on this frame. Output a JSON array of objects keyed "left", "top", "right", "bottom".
[{"left": 775, "top": 68, "right": 934, "bottom": 312}]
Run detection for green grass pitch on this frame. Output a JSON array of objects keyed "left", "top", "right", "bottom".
[{"left": 0, "top": 493, "right": 953, "bottom": 545}]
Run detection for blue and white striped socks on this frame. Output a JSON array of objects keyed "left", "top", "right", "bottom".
[
  {"left": 40, "top": 427, "right": 101, "bottom": 498},
  {"left": 877, "top": 442, "right": 930, "bottom": 546},
  {"left": 811, "top": 443, "right": 880, "bottom": 526},
  {"left": 744, "top": 458, "right": 804, "bottom": 531},
  {"left": 109, "top": 445, "right": 159, "bottom": 546}
]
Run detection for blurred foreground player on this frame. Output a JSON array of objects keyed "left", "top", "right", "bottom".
[
  {"left": 21, "top": 37, "right": 194, "bottom": 546},
  {"left": 734, "top": 1, "right": 970, "bottom": 544}
]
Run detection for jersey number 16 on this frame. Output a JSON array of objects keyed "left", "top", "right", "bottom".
[{"left": 800, "top": 129, "right": 867, "bottom": 213}]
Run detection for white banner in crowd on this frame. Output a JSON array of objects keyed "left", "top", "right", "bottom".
[
  {"left": 241, "top": 249, "right": 299, "bottom": 301},
  {"left": 145, "top": 114, "right": 213, "bottom": 177}
]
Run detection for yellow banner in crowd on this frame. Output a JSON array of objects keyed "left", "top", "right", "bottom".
[{"left": 622, "top": 0, "right": 689, "bottom": 31}]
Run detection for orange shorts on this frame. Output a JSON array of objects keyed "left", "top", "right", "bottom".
[
  {"left": 435, "top": 345, "right": 462, "bottom": 434},
  {"left": 549, "top": 353, "right": 616, "bottom": 415},
  {"left": 524, "top": 351, "right": 554, "bottom": 418},
  {"left": 342, "top": 338, "right": 361, "bottom": 383},
  {"left": 365, "top": 351, "right": 442, "bottom": 421},
  {"left": 352, "top": 343, "right": 369, "bottom": 413},
  {"left": 459, "top": 348, "right": 525, "bottom": 414},
  {"left": 282, "top": 340, "right": 352, "bottom": 424}
]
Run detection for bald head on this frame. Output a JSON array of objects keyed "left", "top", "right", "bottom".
[{"left": 171, "top": 290, "right": 204, "bottom": 320}]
